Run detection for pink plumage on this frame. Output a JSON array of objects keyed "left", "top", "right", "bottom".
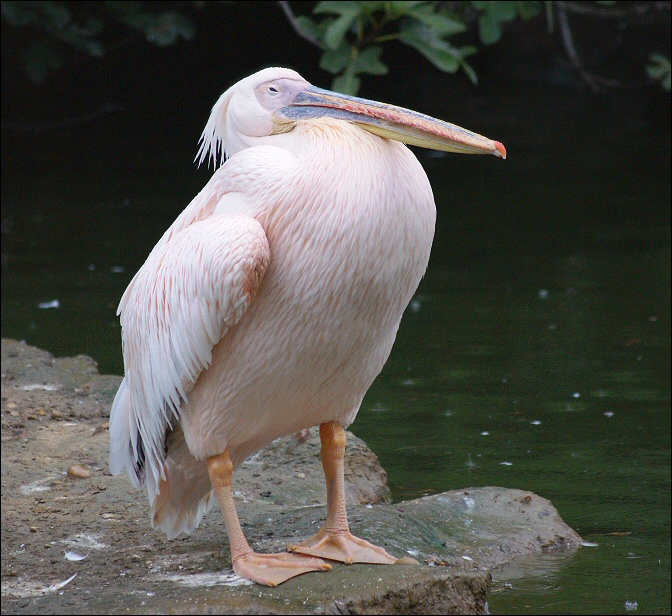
[{"left": 109, "top": 67, "right": 504, "bottom": 586}]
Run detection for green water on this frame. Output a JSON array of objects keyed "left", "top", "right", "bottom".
[{"left": 1, "top": 87, "right": 670, "bottom": 614}]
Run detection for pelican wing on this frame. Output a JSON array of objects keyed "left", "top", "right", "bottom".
[{"left": 109, "top": 213, "right": 270, "bottom": 495}]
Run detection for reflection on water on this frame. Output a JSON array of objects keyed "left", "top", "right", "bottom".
[
  {"left": 490, "top": 549, "right": 582, "bottom": 599},
  {"left": 1, "top": 85, "right": 670, "bottom": 614}
]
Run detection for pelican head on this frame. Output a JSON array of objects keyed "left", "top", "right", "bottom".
[{"left": 197, "top": 67, "right": 506, "bottom": 167}]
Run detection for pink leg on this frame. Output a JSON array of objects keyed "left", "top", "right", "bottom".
[
  {"left": 207, "top": 451, "right": 331, "bottom": 586},
  {"left": 287, "top": 422, "right": 397, "bottom": 565}
]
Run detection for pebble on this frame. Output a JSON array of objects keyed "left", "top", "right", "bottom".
[{"left": 67, "top": 464, "right": 92, "bottom": 479}]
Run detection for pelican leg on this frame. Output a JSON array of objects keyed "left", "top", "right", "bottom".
[
  {"left": 207, "top": 451, "right": 331, "bottom": 586},
  {"left": 287, "top": 422, "right": 397, "bottom": 565}
]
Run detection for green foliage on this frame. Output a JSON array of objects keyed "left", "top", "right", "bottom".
[
  {"left": 2, "top": 1, "right": 669, "bottom": 96},
  {"left": 298, "top": 2, "right": 467, "bottom": 93},
  {"left": 647, "top": 53, "right": 671, "bottom": 92},
  {"left": 1, "top": 0, "right": 196, "bottom": 83},
  {"left": 106, "top": 2, "right": 195, "bottom": 46},
  {"left": 290, "top": 1, "right": 545, "bottom": 94}
]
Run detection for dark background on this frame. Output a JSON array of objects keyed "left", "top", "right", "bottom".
[{"left": 2, "top": 1, "right": 670, "bottom": 185}]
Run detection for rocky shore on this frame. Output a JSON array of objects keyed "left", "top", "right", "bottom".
[{"left": 1, "top": 339, "right": 582, "bottom": 614}]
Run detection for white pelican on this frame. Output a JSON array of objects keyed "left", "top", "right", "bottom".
[{"left": 109, "top": 67, "right": 505, "bottom": 586}]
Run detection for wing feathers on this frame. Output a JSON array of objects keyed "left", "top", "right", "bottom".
[{"left": 109, "top": 214, "right": 270, "bottom": 496}]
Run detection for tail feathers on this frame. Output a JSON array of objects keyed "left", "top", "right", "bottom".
[
  {"left": 150, "top": 426, "right": 214, "bottom": 539},
  {"left": 109, "top": 378, "right": 145, "bottom": 489},
  {"left": 110, "top": 378, "right": 213, "bottom": 538}
]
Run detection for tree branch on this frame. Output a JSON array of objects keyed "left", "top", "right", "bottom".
[
  {"left": 556, "top": 1, "right": 621, "bottom": 92},
  {"left": 277, "top": 1, "right": 324, "bottom": 50}
]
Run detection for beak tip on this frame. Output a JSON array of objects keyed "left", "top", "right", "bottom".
[{"left": 494, "top": 141, "right": 507, "bottom": 159}]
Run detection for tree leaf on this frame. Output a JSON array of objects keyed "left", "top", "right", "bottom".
[
  {"left": 56, "top": 30, "right": 105, "bottom": 57},
  {"left": 400, "top": 32, "right": 460, "bottom": 73},
  {"left": 460, "top": 45, "right": 478, "bottom": 59},
  {"left": 325, "top": 11, "right": 360, "bottom": 49},
  {"left": 145, "top": 12, "right": 195, "bottom": 46},
  {"left": 332, "top": 69, "right": 361, "bottom": 95},
  {"left": 314, "top": 1, "right": 362, "bottom": 50},
  {"left": 400, "top": 21, "right": 478, "bottom": 80},
  {"left": 516, "top": 1, "right": 541, "bottom": 20},
  {"left": 294, "top": 15, "right": 327, "bottom": 40},
  {"left": 354, "top": 45, "right": 388, "bottom": 76},
  {"left": 314, "top": 1, "right": 361, "bottom": 17},
  {"left": 387, "top": 1, "right": 430, "bottom": 17},
  {"left": 646, "top": 54, "right": 671, "bottom": 92},
  {"left": 407, "top": 5, "right": 466, "bottom": 36},
  {"left": 478, "top": 12, "right": 501, "bottom": 45},
  {"left": 489, "top": 1, "right": 517, "bottom": 23},
  {"left": 320, "top": 45, "right": 352, "bottom": 74},
  {"left": 2, "top": 1, "right": 70, "bottom": 29},
  {"left": 359, "top": 1, "right": 387, "bottom": 14},
  {"left": 460, "top": 59, "right": 478, "bottom": 85}
]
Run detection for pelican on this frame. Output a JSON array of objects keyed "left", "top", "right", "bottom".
[{"left": 109, "top": 67, "right": 505, "bottom": 586}]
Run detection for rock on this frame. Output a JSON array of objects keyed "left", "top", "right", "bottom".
[
  {"left": 0, "top": 339, "right": 582, "bottom": 615},
  {"left": 1, "top": 339, "right": 99, "bottom": 393},
  {"left": 67, "top": 464, "right": 92, "bottom": 479}
]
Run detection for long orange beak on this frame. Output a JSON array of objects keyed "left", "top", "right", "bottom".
[{"left": 275, "top": 85, "right": 506, "bottom": 159}]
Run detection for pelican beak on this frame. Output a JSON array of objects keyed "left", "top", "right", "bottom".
[{"left": 275, "top": 85, "right": 506, "bottom": 159}]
